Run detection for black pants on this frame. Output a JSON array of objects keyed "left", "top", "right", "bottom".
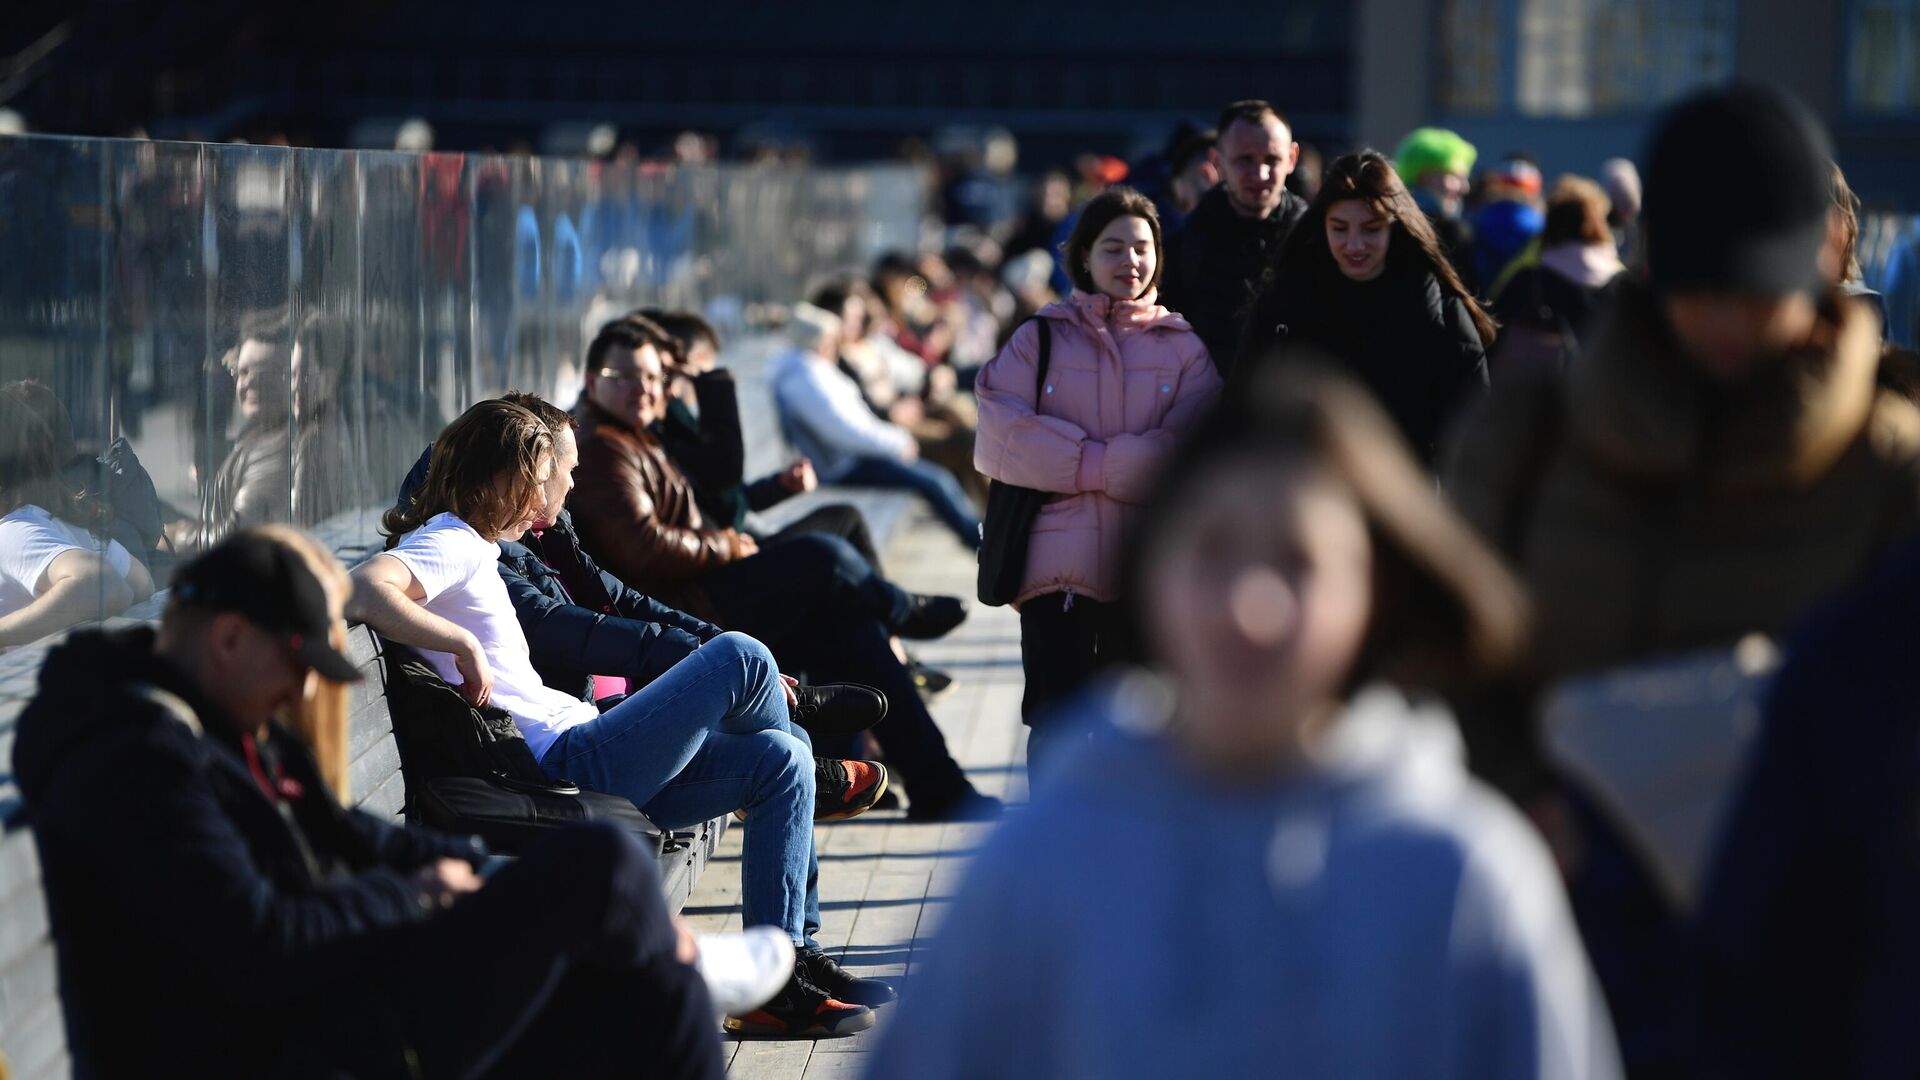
[
  {"left": 701, "top": 534, "right": 971, "bottom": 807},
  {"left": 762, "top": 502, "right": 885, "bottom": 576},
  {"left": 295, "top": 824, "right": 723, "bottom": 1080},
  {"left": 1020, "top": 592, "right": 1124, "bottom": 784}
]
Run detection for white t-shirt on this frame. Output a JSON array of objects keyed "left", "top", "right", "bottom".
[
  {"left": 0, "top": 505, "right": 135, "bottom": 619},
  {"left": 385, "top": 512, "right": 598, "bottom": 762}
]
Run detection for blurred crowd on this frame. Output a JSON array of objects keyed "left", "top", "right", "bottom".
[{"left": 9, "top": 78, "right": 1920, "bottom": 1080}]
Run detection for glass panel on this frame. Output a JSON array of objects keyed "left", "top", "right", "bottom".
[
  {"left": 0, "top": 131, "right": 927, "bottom": 654},
  {"left": 1514, "top": 0, "right": 1735, "bottom": 117},
  {"left": 1438, "top": 0, "right": 1506, "bottom": 115}
]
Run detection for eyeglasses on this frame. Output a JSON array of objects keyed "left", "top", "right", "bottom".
[{"left": 592, "top": 367, "right": 647, "bottom": 386}]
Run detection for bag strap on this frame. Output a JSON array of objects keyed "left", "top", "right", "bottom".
[{"left": 1033, "top": 318, "right": 1053, "bottom": 400}]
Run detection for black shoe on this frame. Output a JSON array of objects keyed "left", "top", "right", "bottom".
[
  {"left": 797, "top": 947, "right": 897, "bottom": 1007},
  {"left": 815, "top": 759, "right": 889, "bottom": 822},
  {"left": 791, "top": 682, "right": 888, "bottom": 736},
  {"left": 724, "top": 969, "right": 875, "bottom": 1037},
  {"left": 909, "top": 660, "right": 957, "bottom": 703},
  {"left": 906, "top": 787, "right": 1004, "bottom": 823},
  {"left": 895, "top": 594, "right": 968, "bottom": 640}
]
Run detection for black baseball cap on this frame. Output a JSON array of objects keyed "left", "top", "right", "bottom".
[
  {"left": 170, "top": 532, "right": 362, "bottom": 683},
  {"left": 1643, "top": 82, "right": 1833, "bottom": 297}
]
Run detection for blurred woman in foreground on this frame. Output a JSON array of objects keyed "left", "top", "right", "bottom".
[{"left": 869, "top": 366, "right": 1620, "bottom": 1080}]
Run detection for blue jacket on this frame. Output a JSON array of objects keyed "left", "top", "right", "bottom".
[
  {"left": 1696, "top": 537, "right": 1920, "bottom": 1079},
  {"left": 11, "top": 627, "right": 481, "bottom": 1078},
  {"left": 498, "top": 511, "right": 719, "bottom": 702},
  {"left": 398, "top": 445, "right": 718, "bottom": 703},
  {"left": 869, "top": 678, "right": 1620, "bottom": 1080}
]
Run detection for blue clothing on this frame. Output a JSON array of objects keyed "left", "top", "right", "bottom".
[
  {"left": 1471, "top": 199, "right": 1546, "bottom": 295},
  {"left": 1695, "top": 537, "right": 1920, "bottom": 1078},
  {"left": 870, "top": 678, "right": 1620, "bottom": 1080},
  {"left": 540, "top": 631, "right": 822, "bottom": 947},
  {"left": 834, "top": 456, "right": 982, "bottom": 550},
  {"left": 1880, "top": 224, "right": 1920, "bottom": 349}
]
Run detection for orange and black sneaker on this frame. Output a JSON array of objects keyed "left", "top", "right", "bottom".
[
  {"left": 724, "top": 969, "right": 876, "bottom": 1037},
  {"left": 815, "top": 758, "right": 888, "bottom": 822}
]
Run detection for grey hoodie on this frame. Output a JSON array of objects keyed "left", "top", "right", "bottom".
[{"left": 868, "top": 675, "right": 1621, "bottom": 1080}]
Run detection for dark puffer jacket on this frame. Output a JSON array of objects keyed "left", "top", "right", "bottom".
[
  {"left": 1239, "top": 263, "right": 1490, "bottom": 463},
  {"left": 11, "top": 627, "right": 481, "bottom": 1078},
  {"left": 499, "top": 512, "right": 721, "bottom": 703},
  {"left": 1159, "top": 185, "right": 1309, "bottom": 378}
]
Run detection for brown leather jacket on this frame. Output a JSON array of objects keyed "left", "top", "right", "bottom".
[{"left": 569, "top": 400, "right": 744, "bottom": 621}]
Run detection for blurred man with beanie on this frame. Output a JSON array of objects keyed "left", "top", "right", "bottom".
[{"left": 1444, "top": 82, "right": 1920, "bottom": 1076}]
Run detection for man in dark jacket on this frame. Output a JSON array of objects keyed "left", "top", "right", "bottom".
[
  {"left": 1159, "top": 100, "right": 1309, "bottom": 376},
  {"left": 11, "top": 530, "right": 722, "bottom": 1079}
]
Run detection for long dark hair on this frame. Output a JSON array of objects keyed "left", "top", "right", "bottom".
[
  {"left": 0, "top": 381, "right": 103, "bottom": 530},
  {"left": 1261, "top": 151, "right": 1497, "bottom": 348},
  {"left": 1117, "top": 362, "right": 1526, "bottom": 694}
]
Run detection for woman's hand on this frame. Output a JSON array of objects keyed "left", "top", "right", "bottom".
[
  {"left": 778, "top": 459, "right": 818, "bottom": 494},
  {"left": 779, "top": 673, "right": 800, "bottom": 710},
  {"left": 451, "top": 634, "right": 494, "bottom": 709}
]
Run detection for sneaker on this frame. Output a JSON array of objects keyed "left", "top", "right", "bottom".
[
  {"left": 725, "top": 969, "right": 876, "bottom": 1037},
  {"left": 790, "top": 682, "right": 888, "bottom": 736},
  {"left": 696, "top": 927, "right": 796, "bottom": 1016},
  {"left": 906, "top": 788, "right": 1004, "bottom": 823},
  {"left": 871, "top": 788, "right": 901, "bottom": 812},
  {"left": 797, "top": 947, "right": 897, "bottom": 1007},
  {"left": 909, "top": 660, "right": 957, "bottom": 703},
  {"left": 816, "top": 759, "right": 888, "bottom": 821},
  {"left": 895, "top": 594, "right": 968, "bottom": 640}
]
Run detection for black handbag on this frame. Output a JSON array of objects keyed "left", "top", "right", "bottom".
[
  {"left": 378, "top": 639, "right": 665, "bottom": 855},
  {"left": 977, "top": 318, "right": 1054, "bottom": 606}
]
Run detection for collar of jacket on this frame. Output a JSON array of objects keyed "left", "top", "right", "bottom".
[
  {"left": 575, "top": 397, "right": 661, "bottom": 450},
  {"left": 1189, "top": 185, "right": 1305, "bottom": 238},
  {"left": 1567, "top": 279, "right": 1911, "bottom": 492},
  {"left": 1046, "top": 289, "right": 1194, "bottom": 335}
]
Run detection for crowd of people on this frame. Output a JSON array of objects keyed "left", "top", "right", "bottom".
[{"left": 8, "top": 77, "right": 1920, "bottom": 1078}]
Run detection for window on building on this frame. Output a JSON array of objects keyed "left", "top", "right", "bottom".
[
  {"left": 1440, "top": 0, "right": 1735, "bottom": 116},
  {"left": 1850, "top": 0, "right": 1920, "bottom": 112}
]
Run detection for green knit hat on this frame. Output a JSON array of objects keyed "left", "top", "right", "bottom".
[{"left": 1394, "top": 128, "right": 1478, "bottom": 184}]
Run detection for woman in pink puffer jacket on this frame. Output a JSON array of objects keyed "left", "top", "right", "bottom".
[{"left": 974, "top": 186, "right": 1223, "bottom": 780}]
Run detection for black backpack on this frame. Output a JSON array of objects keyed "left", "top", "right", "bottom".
[{"left": 378, "top": 639, "right": 664, "bottom": 855}]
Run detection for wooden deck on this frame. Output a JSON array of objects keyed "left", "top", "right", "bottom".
[{"left": 682, "top": 506, "right": 1028, "bottom": 1079}]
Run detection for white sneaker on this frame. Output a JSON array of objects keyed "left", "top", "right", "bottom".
[{"left": 695, "top": 927, "right": 796, "bottom": 1016}]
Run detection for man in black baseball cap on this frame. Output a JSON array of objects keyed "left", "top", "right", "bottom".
[
  {"left": 10, "top": 526, "right": 728, "bottom": 1078},
  {"left": 169, "top": 529, "right": 365, "bottom": 683}
]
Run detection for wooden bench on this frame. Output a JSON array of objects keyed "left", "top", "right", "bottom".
[{"left": 0, "top": 617, "right": 728, "bottom": 1079}]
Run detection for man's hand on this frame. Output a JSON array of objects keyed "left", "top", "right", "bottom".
[
  {"left": 729, "top": 531, "right": 760, "bottom": 559},
  {"left": 414, "top": 858, "right": 483, "bottom": 910},
  {"left": 778, "top": 459, "right": 818, "bottom": 494},
  {"left": 450, "top": 634, "right": 495, "bottom": 708},
  {"left": 779, "top": 673, "right": 799, "bottom": 710},
  {"left": 899, "top": 438, "right": 921, "bottom": 464}
]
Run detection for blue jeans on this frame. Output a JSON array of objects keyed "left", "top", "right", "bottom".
[
  {"left": 836, "top": 456, "right": 983, "bottom": 550},
  {"left": 538, "top": 632, "right": 821, "bottom": 946}
]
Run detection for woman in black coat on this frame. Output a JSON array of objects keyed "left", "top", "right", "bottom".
[{"left": 1238, "top": 151, "right": 1495, "bottom": 463}]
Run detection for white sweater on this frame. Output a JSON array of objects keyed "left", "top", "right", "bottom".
[{"left": 769, "top": 347, "right": 917, "bottom": 479}]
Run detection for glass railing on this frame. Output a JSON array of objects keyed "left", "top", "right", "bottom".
[{"left": 0, "top": 134, "right": 927, "bottom": 652}]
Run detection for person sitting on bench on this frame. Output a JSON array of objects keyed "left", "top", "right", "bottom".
[
  {"left": 351, "top": 399, "right": 893, "bottom": 1036},
  {"left": 12, "top": 526, "right": 756, "bottom": 1078}
]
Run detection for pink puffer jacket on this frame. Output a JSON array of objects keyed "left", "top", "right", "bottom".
[{"left": 974, "top": 289, "right": 1221, "bottom": 608}]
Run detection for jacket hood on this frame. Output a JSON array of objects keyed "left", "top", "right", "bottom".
[
  {"left": 1040, "top": 289, "right": 1193, "bottom": 335},
  {"left": 12, "top": 627, "right": 213, "bottom": 806},
  {"left": 1539, "top": 242, "right": 1626, "bottom": 290},
  {"left": 1043, "top": 672, "right": 1470, "bottom": 804},
  {"left": 1569, "top": 278, "right": 1909, "bottom": 492}
]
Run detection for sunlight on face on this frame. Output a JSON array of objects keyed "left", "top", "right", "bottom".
[
  {"left": 1087, "top": 215, "right": 1156, "bottom": 301},
  {"left": 1324, "top": 200, "right": 1391, "bottom": 282}
]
